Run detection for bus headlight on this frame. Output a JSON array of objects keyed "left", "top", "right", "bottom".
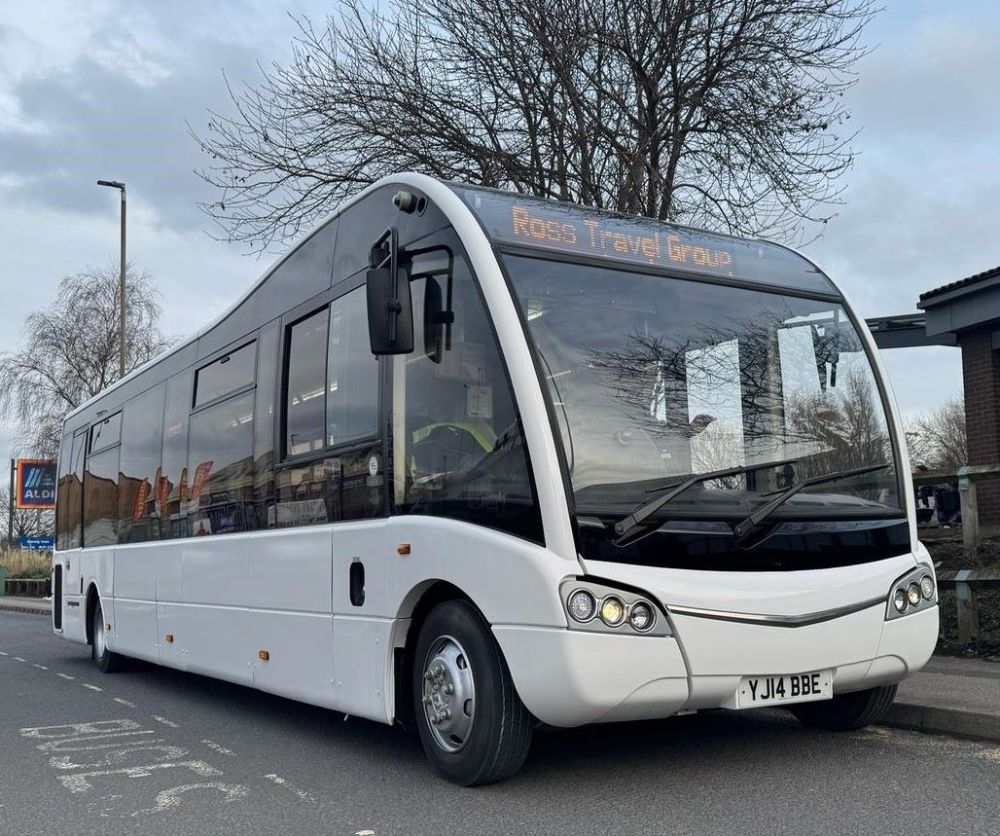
[
  {"left": 629, "top": 602, "right": 654, "bottom": 632},
  {"left": 599, "top": 596, "right": 625, "bottom": 626},
  {"left": 560, "top": 578, "right": 670, "bottom": 636},
  {"left": 886, "top": 565, "right": 937, "bottom": 620},
  {"left": 567, "top": 589, "right": 596, "bottom": 622}
]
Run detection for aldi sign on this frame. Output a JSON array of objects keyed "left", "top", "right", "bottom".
[{"left": 15, "top": 459, "right": 56, "bottom": 510}]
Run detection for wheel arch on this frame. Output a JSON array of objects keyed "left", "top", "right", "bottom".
[
  {"left": 84, "top": 582, "right": 102, "bottom": 646},
  {"left": 392, "top": 579, "right": 482, "bottom": 725}
]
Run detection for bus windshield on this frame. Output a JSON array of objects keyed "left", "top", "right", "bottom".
[{"left": 504, "top": 255, "right": 901, "bottom": 524}]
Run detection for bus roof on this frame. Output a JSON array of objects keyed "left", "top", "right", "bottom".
[{"left": 448, "top": 183, "right": 835, "bottom": 296}]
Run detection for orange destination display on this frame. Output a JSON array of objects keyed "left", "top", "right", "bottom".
[{"left": 452, "top": 184, "right": 836, "bottom": 295}]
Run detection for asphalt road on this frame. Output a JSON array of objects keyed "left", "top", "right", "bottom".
[{"left": 1, "top": 610, "right": 997, "bottom": 836}]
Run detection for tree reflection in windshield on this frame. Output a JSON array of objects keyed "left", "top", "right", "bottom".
[{"left": 505, "top": 255, "right": 898, "bottom": 515}]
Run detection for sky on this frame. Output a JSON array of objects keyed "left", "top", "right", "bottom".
[{"left": 0, "top": 0, "right": 995, "bottom": 463}]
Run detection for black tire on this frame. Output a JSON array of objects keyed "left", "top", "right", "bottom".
[
  {"left": 412, "top": 599, "right": 532, "bottom": 786},
  {"left": 91, "top": 599, "right": 127, "bottom": 673},
  {"left": 790, "top": 684, "right": 897, "bottom": 731}
]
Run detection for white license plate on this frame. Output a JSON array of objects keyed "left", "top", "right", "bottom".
[{"left": 736, "top": 670, "right": 833, "bottom": 709}]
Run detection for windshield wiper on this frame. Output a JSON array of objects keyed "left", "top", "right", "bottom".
[
  {"left": 732, "top": 463, "right": 890, "bottom": 541},
  {"left": 612, "top": 457, "right": 799, "bottom": 546}
]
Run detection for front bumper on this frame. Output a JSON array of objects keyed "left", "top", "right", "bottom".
[{"left": 493, "top": 581, "right": 938, "bottom": 728}]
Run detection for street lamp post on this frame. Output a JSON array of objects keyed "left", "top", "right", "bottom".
[{"left": 97, "top": 180, "right": 127, "bottom": 379}]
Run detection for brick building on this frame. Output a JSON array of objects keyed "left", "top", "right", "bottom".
[{"left": 917, "top": 265, "right": 1000, "bottom": 546}]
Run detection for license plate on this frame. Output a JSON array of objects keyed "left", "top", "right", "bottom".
[{"left": 736, "top": 670, "right": 833, "bottom": 709}]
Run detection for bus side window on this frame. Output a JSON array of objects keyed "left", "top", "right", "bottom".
[
  {"left": 253, "top": 320, "right": 279, "bottom": 530},
  {"left": 276, "top": 285, "right": 383, "bottom": 528},
  {"left": 160, "top": 370, "right": 192, "bottom": 540},
  {"left": 187, "top": 347, "right": 256, "bottom": 537},
  {"left": 56, "top": 431, "right": 72, "bottom": 550},
  {"left": 117, "top": 383, "right": 166, "bottom": 544},
  {"left": 83, "top": 414, "right": 121, "bottom": 547},
  {"left": 392, "top": 236, "right": 542, "bottom": 543}
]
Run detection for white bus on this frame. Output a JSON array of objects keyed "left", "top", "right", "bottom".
[{"left": 53, "top": 174, "right": 938, "bottom": 785}]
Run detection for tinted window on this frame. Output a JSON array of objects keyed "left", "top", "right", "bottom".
[
  {"left": 187, "top": 391, "right": 254, "bottom": 536},
  {"left": 285, "top": 309, "right": 329, "bottom": 457},
  {"left": 56, "top": 432, "right": 72, "bottom": 550},
  {"left": 118, "top": 384, "right": 166, "bottom": 543},
  {"left": 275, "top": 446, "right": 384, "bottom": 527},
  {"left": 392, "top": 234, "right": 541, "bottom": 542},
  {"left": 254, "top": 321, "right": 279, "bottom": 528},
  {"left": 327, "top": 287, "right": 379, "bottom": 446},
  {"left": 90, "top": 412, "right": 121, "bottom": 453},
  {"left": 194, "top": 342, "right": 256, "bottom": 407},
  {"left": 84, "top": 445, "right": 119, "bottom": 547},
  {"left": 160, "top": 371, "right": 192, "bottom": 539},
  {"left": 68, "top": 430, "right": 86, "bottom": 547}
]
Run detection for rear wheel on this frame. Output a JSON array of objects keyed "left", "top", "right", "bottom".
[
  {"left": 412, "top": 600, "right": 532, "bottom": 785},
  {"left": 91, "top": 599, "right": 127, "bottom": 673},
  {"left": 790, "top": 684, "right": 897, "bottom": 731}
]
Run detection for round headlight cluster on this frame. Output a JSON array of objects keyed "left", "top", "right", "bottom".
[
  {"left": 565, "top": 589, "right": 657, "bottom": 632},
  {"left": 890, "top": 572, "right": 936, "bottom": 616}
]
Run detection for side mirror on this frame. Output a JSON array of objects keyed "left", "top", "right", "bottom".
[
  {"left": 366, "top": 227, "right": 413, "bottom": 355},
  {"left": 367, "top": 267, "right": 413, "bottom": 354}
]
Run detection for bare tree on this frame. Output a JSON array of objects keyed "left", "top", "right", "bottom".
[
  {"left": 907, "top": 399, "right": 967, "bottom": 473},
  {"left": 0, "top": 265, "right": 172, "bottom": 456},
  {"left": 193, "top": 0, "right": 875, "bottom": 252}
]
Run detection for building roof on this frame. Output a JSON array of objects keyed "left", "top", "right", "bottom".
[{"left": 919, "top": 265, "right": 1000, "bottom": 305}]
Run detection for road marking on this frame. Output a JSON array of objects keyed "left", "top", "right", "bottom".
[
  {"left": 82, "top": 683, "right": 104, "bottom": 692},
  {"left": 57, "top": 673, "right": 75, "bottom": 680},
  {"left": 33, "top": 663, "right": 48, "bottom": 670},
  {"left": 113, "top": 698, "right": 136, "bottom": 708},
  {"left": 59, "top": 760, "right": 222, "bottom": 794},
  {"left": 264, "top": 773, "right": 316, "bottom": 804},
  {"left": 152, "top": 716, "right": 180, "bottom": 729},
  {"left": 0, "top": 650, "right": 8, "bottom": 655},
  {"left": 131, "top": 782, "right": 248, "bottom": 817},
  {"left": 14, "top": 656, "right": 27, "bottom": 662},
  {"left": 356, "top": 830, "right": 377, "bottom": 836},
  {"left": 201, "top": 739, "right": 236, "bottom": 757}
]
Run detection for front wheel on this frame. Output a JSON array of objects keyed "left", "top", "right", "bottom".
[
  {"left": 412, "top": 600, "right": 533, "bottom": 785},
  {"left": 91, "top": 599, "right": 127, "bottom": 673},
  {"left": 790, "top": 684, "right": 897, "bottom": 731}
]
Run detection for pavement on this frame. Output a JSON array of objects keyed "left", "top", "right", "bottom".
[
  {"left": 3, "top": 594, "right": 999, "bottom": 745},
  {"left": 1, "top": 609, "right": 998, "bottom": 836}
]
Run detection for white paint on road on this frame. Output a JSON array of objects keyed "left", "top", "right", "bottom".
[
  {"left": 57, "top": 673, "right": 75, "bottom": 680},
  {"left": 58, "top": 760, "right": 223, "bottom": 794},
  {"left": 82, "top": 683, "right": 104, "bottom": 692},
  {"left": 264, "top": 773, "right": 317, "bottom": 804},
  {"left": 113, "top": 698, "right": 137, "bottom": 708},
  {"left": 201, "top": 739, "right": 236, "bottom": 757},
  {"left": 14, "top": 656, "right": 26, "bottom": 662},
  {"left": 33, "top": 663, "right": 48, "bottom": 670},
  {"left": 153, "top": 716, "right": 180, "bottom": 729},
  {"left": 0, "top": 650, "right": 9, "bottom": 655},
  {"left": 131, "top": 782, "right": 249, "bottom": 817}
]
